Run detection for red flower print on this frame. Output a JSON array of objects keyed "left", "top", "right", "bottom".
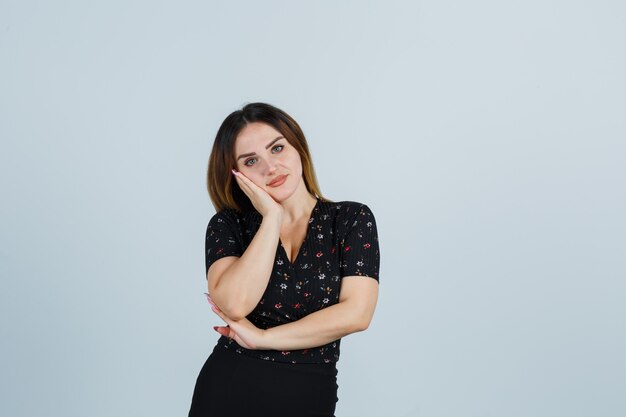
[
  {"left": 316, "top": 251, "right": 323, "bottom": 258},
  {"left": 344, "top": 246, "right": 351, "bottom": 252},
  {"left": 363, "top": 243, "right": 371, "bottom": 249},
  {"left": 275, "top": 303, "right": 282, "bottom": 309}
]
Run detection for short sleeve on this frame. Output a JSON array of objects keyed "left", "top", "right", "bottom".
[
  {"left": 339, "top": 204, "right": 380, "bottom": 282},
  {"left": 205, "top": 210, "right": 243, "bottom": 277}
]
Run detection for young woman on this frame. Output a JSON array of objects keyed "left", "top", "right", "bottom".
[{"left": 188, "top": 102, "right": 380, "bottom": 417}]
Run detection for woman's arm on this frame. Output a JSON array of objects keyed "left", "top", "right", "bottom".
[
  {"left": 208, "top": 212, "right": 282, "bottom": 321},
  {"left": 208, "top": 170, "right": 288, "bottom": 321},
  {"left": 263, "top": 276, "right": 379, "bottom": 350},
  {"left": 209, "top": 276, "right": 379, "bottom": 351}
]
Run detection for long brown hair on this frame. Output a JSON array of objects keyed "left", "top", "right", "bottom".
[{"left": 207, "top": 102, "right": 330, "bottom": 213}]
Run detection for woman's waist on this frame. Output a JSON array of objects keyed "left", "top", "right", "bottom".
[{"left": 213, "top": 336, "right": 340, "bottom": 368}]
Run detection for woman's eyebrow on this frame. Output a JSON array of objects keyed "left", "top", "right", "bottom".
[{"left": 237, "top": 136, "right": 285, "bottom": 160}]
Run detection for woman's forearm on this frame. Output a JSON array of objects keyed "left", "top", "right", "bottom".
[
  {"left": 259, "top": 300, "right": 367, "bottom": 351},
  {"left": 210, "top": 214, "right": 281, "bottom": 320}
]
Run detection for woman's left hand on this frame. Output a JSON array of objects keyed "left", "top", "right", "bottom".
[{"left": 205, "top": 294, "right": 267, "bottom": 350}]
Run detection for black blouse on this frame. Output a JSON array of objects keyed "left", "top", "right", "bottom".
[{"left": 204, "top": 196, "right": 380, "bottom": 364}]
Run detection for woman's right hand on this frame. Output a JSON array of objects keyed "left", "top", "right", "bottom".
[{"left": 232, "top": 169, "right": 284, "bottom": 220}]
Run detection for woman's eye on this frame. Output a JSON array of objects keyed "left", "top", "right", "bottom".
[{"left": 244, "top": 146, "right": 282, "bottom": 167}]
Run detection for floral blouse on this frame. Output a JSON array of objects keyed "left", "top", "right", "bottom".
[{"left": 204, "top": 196, "right": 380, "bottom": 364}]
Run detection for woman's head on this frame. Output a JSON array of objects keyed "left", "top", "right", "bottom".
[{"left": 207, "top": 102, "right": 326, "bottom": 212}]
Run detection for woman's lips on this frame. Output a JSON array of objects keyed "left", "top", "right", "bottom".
[{"left": 268, "top": 175, "right": 288, "bottom": 187}]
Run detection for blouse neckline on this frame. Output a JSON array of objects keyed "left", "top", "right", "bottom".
[{"left": 278, "top": 196, "right": 321, "bottom": 268}]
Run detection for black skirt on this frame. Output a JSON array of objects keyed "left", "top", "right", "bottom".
[{"left": 188, "top": 343, "right": 339, "bottom": 417}]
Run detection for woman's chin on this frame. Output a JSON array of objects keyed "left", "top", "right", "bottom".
[{"left": 267, "top": 189, "right": 295, "bottom": 203}]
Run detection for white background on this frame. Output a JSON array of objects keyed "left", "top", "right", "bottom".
[{"left": 1, "top": 1, "right": 624, "bottom": 416}]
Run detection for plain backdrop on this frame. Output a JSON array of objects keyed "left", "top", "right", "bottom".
[{"left": 1, "top": 1, "right": 625, "bottom": 416}]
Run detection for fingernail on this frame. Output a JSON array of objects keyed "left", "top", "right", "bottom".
[
  {"left": 213, "top": 326, "right": 218, "bottom": 332},
  {"left": 231, "top": 169, "right": 237, "bottom": 175}
]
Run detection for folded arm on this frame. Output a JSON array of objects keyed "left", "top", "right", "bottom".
[
  {"left": 209, "top": 276, "right": 379, "bottom": 351},
  {"left": 263, "top": 276, "right": 378, "bottom": 350}
]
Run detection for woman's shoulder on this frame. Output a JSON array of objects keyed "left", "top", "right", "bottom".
[
  {"left": 209, "top": 207, "right": 239, "bottom": 222},
  {"left": 207, "top": 206, "right": 258, "bottom": 231},
  {"left": 320, "top": 198, "right": 376, "bottom": 229},
  {"left": 322, "top": 198, "right": 373, "bottom": 214}
]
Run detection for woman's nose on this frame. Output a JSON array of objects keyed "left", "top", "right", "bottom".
[{"left": 265, "top": 159, "right": 278, "bottom": 173}]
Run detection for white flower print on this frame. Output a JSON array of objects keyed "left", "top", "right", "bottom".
[
  {"left": 280, "top": 283, "right": 288, "bottom": 290},
  {"left": 322, "top": 298, "right": 329, "bottom": 304},
  {"left": 318, "top": 273, "right": 325, "bottom": 280},
  {"left": 356, "top": 260, "right": 364, "bottom": 267}
]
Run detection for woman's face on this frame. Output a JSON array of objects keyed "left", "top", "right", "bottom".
[{"left": 234, "top": 122, "right": 304, "bottom": 200}]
